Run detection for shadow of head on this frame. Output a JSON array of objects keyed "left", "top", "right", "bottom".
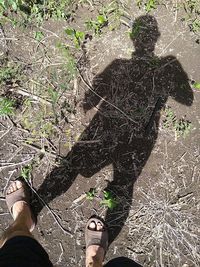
[{"left": 130, "top": 15, "right": 160, "bottom": 54}]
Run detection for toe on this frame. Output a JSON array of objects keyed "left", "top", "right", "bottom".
[
  {"left": 16, "top": 180, "right": 23, "bottom": 190},
  {"left": 12, "top": 183, "right": 17, "bottom": 192},
  {"left": 7, "top": 180, "right": 23, "bottom": 195},
  {"left": 89, "top": 221, "right": 96, "bottom": 230},
  {"left": 97, "top": 222, "right": 103, "bottom": 231}
]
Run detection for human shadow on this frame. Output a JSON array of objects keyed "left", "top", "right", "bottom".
[{"left": 35, "top": 15, "right": 193, "bottom": 244}]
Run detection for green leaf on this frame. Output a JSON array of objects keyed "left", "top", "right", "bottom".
[
  {"left": 101, "top": 198, "right": 118, "bottom": 210},
  {"left": 101, "top": 190, "right": 118, "bottom": 210},
  {"left": 86, "top": 188, "right": 96, "bottom": 200},
  {"left": 65, "top": 28, "right": 75, "bottom": 36},
  {"left": 194, "top": 82, "right": 200, "bottom": 89},
  {"left": 97, "top": 15, "right": 107, "bottom": 25},
  {"left": 75, "top": 30, "right": 85, "bottom": 40},
  {"left": 0, "top": 97, "right": 14, "bottom": 116},
  {"left": 34, "top": 31, "right": 44, "bottom": 41}
]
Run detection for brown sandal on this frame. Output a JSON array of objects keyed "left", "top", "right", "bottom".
[
  {"left": 85, "top": 216, "right": 108, "bottom": 255},
  {"left": 5, "top": 179, "right": 36, "bottom": 232}
]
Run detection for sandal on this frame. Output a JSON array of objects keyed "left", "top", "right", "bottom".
[
  {"left": 85, "top": 216, "right": 108, "bottom": 255},
  {"left": 5, "top": 178, "right": 36, "bottom": 232}
]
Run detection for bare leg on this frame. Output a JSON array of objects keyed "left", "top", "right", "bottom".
[
  {"left": 0, "top": 181, "right": 35, "bottom": 248},
  {"left": 86, "top": 221, "right": 105, "bottom": 267}
]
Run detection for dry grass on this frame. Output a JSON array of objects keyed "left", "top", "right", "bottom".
[{"left": 127, "top": 142, "right": 200, "bottom": 266}]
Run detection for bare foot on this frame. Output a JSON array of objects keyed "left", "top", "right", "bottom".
[
  {"left": 86, "top": 220, "right": 105, "bottom": 267},
  {"left": 6, "top": 180, "right": 35, "bottom": 231}
]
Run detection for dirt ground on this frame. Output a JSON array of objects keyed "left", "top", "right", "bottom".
[{"left": 0, "top": 1, "right": 200, "bottom": 267}]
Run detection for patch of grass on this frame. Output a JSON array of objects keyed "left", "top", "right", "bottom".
[
  {"left": 0, "top": 97, "right": 15, "bottom": 116},
  {"left": 182, "top": 0, "right": 200, "bottom": 33},
  {"left": 100, "top": 1, "right": 126, "bottom": 31},
  {"left": 21, "top": 100, "right": 56, "bottom": 142},
  {"left": 56, "top": 43, "right": 77, "bottom": 79},
  {"left": 34, "top": 30, "right": 44, "bottom": 41},
  {"left": 136, "top": 0, "right": 159, "bottom": 13},
  {"left": 0, "top": 64, "right": 19, "bottom": 85},
  {"left": 0, "top": 0, "right": 75, "bottom": 26},
  {"left": 162, "top": 106, "right": 192, "bottom": 138}
]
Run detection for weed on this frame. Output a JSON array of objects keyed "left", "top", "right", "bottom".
[
  {"left": 100, "top": 1, "right": 125, "bottom": 31},
  {"left": 56, "top": 43, "right": 77, "bottom": 79},
  {"left": 193, "top": 81, "right": 200, "bottom": 89},
  {"left": 0, "top": 0, "right": 75, "bottom": 26},
  {"left": 101, "top": 190, "right": 118, "bottom": 210},
  {"left": 86, "top": 188, "right": 97, "bottom": 200},
  {"left": 163, "top": 106, "right": 176, "bottom": 128},
  {"left": 136, "top": 0, "right": 159, "bottom": 13},
  {"left": 181, "top": 0, "right": 200, "bottom": 33},
  {"left": 21, "top": 100, "right": 55, "bottom": 141},
  {"left": 0, "top": 97, "right": 14, "bottom": 116},
  {"left": 174, "top": 118, "right": 192, "bottom": 138},
  {"left": 65, "top": 28, "right": 85, "bottom": 48},
  {"left": 34, "top": 31, "right": 44, "bottom": 41},
  {"left": 0, "top": 64, "right": 19, "bottom": 85},
  {"left": 189, "top": 18, "right": 200, "bottom": 32},
  {"left": 47, "top": 87, "right": 59, "bottom": 123},
  {"left": 163, "top": 107, "right": 192, "bottom": 138},
  {"left": 21, "top": 164, "right": 32, "bottom": 180},
  {"left": 85, "top": 14, "right": 108, "bottom": 35}
]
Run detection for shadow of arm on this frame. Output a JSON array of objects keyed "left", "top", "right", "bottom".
[{"left": 167, "top": 56, "right": 193, "bottom": 106}]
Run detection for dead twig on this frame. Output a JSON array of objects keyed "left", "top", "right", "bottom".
[
  {"left": 9, "top": 88, "right": 52, "bottom": 106},
  {"left": 0, "top": 157, "right": 34, "bottom": 171},
  {"left": 23, "top": 180, "right": 73, "bottom": 237},
  {"left": 21, "top": 142, "right": 62, "bottom": 159}
]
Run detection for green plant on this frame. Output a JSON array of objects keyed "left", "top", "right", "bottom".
[
  {"left": 101, "top": 190, "right": 118, "bottom": 210},
  {"left": 190, "top": 18, "right": 200, "bottom": 32},
  {"left": 0, "top": 0, "right": 21, "bottom": 12},
  {"left": 85, "top": 14, "right": 108, "bottom": 35},
  {"left": 136, "top": 0, "right": 159, "bottom": 12},
  {"left": 100, "top": 1, "right": 125, "bottom": 30},
  {"left": 34, "top": 31, "right": 44, "bottom": 41},
  {"left": 86, "top": 188, "right": 97, "bottom": 200},
  {"left": 0, "top": 65, "right": 19, "bottom": 84},
  {"left": 65, "top": 28, "right": 85, "bottom": 48},
  {"left": 193, "top": 81, "right": 200, "bottom": 89},
  {"left": 174, "top": 118, "right": 192, "bottom": 138},
  {"left": 0, "top": 0, "right": 75, "bottom": 26},
  {"left": 56, "top": 43, "right": 77, "bottom": 79},
  {"left": 21, "top": 164, "right": 32, "bottom": 180},
  {"left": 0, "top": 97, "right": 15, "bottom": 116},
  {"left": 47, "top": 87, "right": 59, "bottom": 123},
  {"left": 163, "top": 107, "right": 192, "bottom": 138},
  {"left": 181, "top": 0, "right": 200, "bottom": 33}
]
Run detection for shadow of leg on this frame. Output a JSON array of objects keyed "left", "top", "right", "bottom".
[
  {"left": 33, "top": 147, "right": 80, "bottom": 215},
  {"left": 104, "top": 138, "right": 154, "bottom": 244},
  {"left": 104, "top": 162, "right": 136, "bottom": 244}
]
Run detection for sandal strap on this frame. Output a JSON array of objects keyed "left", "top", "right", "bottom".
[{"left": 6, "top": 183, "right": 30, "bottom": 215}]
